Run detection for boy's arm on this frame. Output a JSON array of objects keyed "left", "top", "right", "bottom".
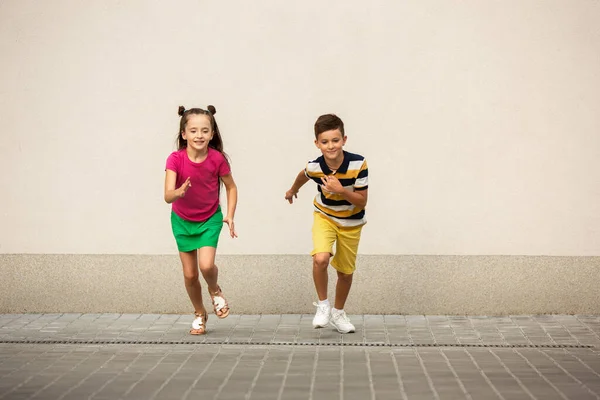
[
  {"left": 221, "top": 174, "right": 238, "bottom": 238},
  {"left": 320, "top": 176, "right": 368, "bottom": 209},
  {"left": 285, "top": 169, "right": 310, "bottom": 204},
  {"left": 342, "top": 188, "right": 368, "bottom": 209}
]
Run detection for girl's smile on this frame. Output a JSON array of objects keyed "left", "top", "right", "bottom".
[{"left": 182, "top": 114, "right": 213, "bottom": 152}]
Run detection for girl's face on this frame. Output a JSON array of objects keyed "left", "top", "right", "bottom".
[
  {"left": 182, "top": 114, "right": 213, "bottom": 152},
  {"left": 315, "top": 129, "right": 346, "bottom": 164}
]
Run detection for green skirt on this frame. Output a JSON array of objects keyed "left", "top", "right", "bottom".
[{"left": 170, "top": 207, "right": 223, "bottom": 252}]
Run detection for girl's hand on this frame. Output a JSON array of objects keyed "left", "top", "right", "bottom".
[
  {"left": 223, "top": 216, "right": 237, "bottom": 238},
  {"left": 177, "top": 177, "right": 191, "bottom": 198},
  {"left": 320, "top": 175, "right": 344, "bottom": 194},
  {"left": 284, "top": 189, "right": 298, "bottom": 204}
]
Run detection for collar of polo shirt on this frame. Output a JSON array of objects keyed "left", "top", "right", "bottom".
[{"left": 319, "top": 150, "right": 351, "bottom": 175}]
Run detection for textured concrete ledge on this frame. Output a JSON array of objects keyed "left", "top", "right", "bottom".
[{"left": 1, "top": 254, "right": 599, "bottom": 314}]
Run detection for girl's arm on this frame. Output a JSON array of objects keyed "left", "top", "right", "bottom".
[
  {"left": 164, "top": 169, "right": 190, "bottom": 203},
  {"left": 221, "top": 174, "right": 238, "bottom": 238},
  {"left": 285, "top": 170, "right": 310, "bottom": 204}
]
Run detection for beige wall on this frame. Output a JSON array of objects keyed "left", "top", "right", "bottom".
[
  {"left": 1, "top": 0, "right": 599, "bottom": 257},
  {"left": 2, "top": 255, "right": 599, "bottom": 314}
]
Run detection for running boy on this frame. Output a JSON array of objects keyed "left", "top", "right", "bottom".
[{"left": 285, "top": 114, "right": 368, "bottom": 333}]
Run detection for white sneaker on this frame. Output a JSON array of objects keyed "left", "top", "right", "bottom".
[
  {"left": 330, "top": 310, "right": 355, "bottom": 333},
  {"left": 312, "top": 302, "right": 331, "bottom": 328}
]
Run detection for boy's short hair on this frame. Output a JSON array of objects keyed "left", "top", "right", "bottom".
[{"left": 314, "top": 114, "right": 345, "bottom": 139}]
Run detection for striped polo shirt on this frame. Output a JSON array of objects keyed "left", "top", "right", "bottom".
[{"left": 304, "top": 151, "right": 368, "bottom": 227}]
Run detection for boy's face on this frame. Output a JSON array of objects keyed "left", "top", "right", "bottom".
[{"left": 315, "top": 129, "right": 347, "bottom": 164}]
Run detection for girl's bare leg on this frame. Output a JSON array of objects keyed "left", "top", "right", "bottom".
[
  {"left": 198, "top": 246, "right": 219, "bottom": 294},
  {"left": 179, "top": 250, "right": 206, "bottom": 314},
  {"left": 198, "top": 246, "right": 229, "bottom": 317}
]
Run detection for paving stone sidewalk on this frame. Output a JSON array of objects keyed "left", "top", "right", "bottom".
[{"left": 1, "top": 314, "right": 600, "bottom": 399}]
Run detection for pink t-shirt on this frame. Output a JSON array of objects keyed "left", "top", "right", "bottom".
[{"left": 166, "top": 148, "right": 231, "bottom": 222}]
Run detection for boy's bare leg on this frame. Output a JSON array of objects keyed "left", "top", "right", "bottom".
[
  {"left": 334, "top": 270, "right": 353, "bottom": 310},
  {"left": 312, "top": 253, "right": 330, "bottom": 300},
  {"left": 330, "top": 270, "right": 356, "bottom": 333}
]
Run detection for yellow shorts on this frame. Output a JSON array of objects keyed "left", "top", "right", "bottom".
[{"left": 311, "top": 212, "right": 363, "bottom": 275}]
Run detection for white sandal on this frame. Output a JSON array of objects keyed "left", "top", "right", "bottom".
[
  {"left": 190, "top": 310, "right": 208, "bottom": 335},
  {"left": 210, "top": 286, "right": 230, "bottom": 319}
]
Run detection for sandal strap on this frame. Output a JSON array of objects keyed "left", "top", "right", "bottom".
[
  {"left": 211, "top": 286, "right": 224, "bottom": 296},
  {"left": 212, "top": 296, "right": 227, "bottom": 312},
  {"left": 192, "top": 312, "right": 206, "bottom": 330}
]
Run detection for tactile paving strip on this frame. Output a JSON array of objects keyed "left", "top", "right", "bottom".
[{"left": 0, "top": 339, "right": 594, "bottom": 348}]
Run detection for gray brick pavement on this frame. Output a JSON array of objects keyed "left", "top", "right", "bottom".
[
  {"left": 1, "top": 314, "right": 599, "bottom": 399},
  {"left": 2, "top": 314, "right": 600, "bottom": 347}
]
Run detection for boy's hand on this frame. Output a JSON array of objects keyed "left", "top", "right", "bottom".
[
  {"left": 177, "top": 177, "right": 192, "bottom": 198},
  {"left": 223, "top": 216, "right": 237, "bottom": 238},
  {"left": 285, "top": 189, "right": 298, "bottom": 204},
  {"left": 320, "top": 175, "right": 344, "bottom": 194}
]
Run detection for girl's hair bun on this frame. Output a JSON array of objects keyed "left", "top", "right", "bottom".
[
  {"left": 178, "top": 106, "right": 186, "bottom": 116},
  {"left": 207, "top": 105, "right": 216, "bottom": 115}
]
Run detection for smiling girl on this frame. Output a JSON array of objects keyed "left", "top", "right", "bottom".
[{"left": 164, "top": 105, "right": 238, "bottom": 335}]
